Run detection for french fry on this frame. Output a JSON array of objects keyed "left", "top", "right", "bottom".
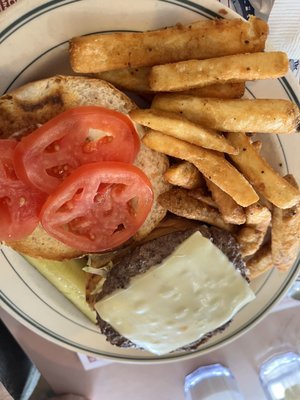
[
  {"left": 228, "top": 132, "right": 300, "bottom": 208},
  {"left": 245, "top": 203, "right": 272, "bottom": 226},
  {"left": 272, "top": 174, "right": 300, "bottom": 271},
  {"left": 189, "top": 188, "right": 218, "bottom": 208},
  {"left": 158, "top": 188, "right": 234, "bottom": 231},
  {"left": 70, "top": 17, "right": 268, "bottom": 73},
  {"left": 237, "top": 227, "right": 265, "bottom": 257},
  {"left": 205, "top": 179, "right": 246, "bottom": 225},
  {"left": 149, "top": 52, "right": 288, "bottom": 91},
  {"left": 152, "top": 96, "right": 300, "bottom": 134},
  {"left": 143, "top": 129, "right": 259, "bottom": 207},
  {"left": 130, "top": 109, "right": 237, "bottom": 154},
  {"left": 97, "top": 67, "right": 151, "bottom": 92},
  {"left": 246, "top": 242, "right": 273, "bottom": 280},
  {"left": 236, "top": 203, "right": 271, "bottom": 257},
  {"left": 96, "top": 67, "right": 245, "bottom": 98},
  {"left": 164, "top": 161, "right": 205, "bottom": 190},
  {"left": 182, "top": 82, "right": 245, "bottom": 99}
]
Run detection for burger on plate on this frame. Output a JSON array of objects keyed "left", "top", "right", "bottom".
[{"left": 0, "top": 75, "right": 255, "bottom": 355}]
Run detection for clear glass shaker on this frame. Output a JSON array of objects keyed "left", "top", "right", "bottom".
[
  {"left": 259, "top": 351, "right": 300, "bottom": 400},
  {"left": 184, "top": 363, "right": 244, "bottom": 400}
]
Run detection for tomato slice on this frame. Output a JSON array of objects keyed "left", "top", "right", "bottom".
[
  {"left": 13, "top": 106, "right": 140, "bottom": 194},
  {"left": 0, "top": 140, "right": 46, "bottom": 241},
  {"left": 40, "top": 162, "right": 153, "bottom": 252}
]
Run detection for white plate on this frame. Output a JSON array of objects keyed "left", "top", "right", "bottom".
[{"left": 0, "top": 0, "right": 299, "bottom": 363}]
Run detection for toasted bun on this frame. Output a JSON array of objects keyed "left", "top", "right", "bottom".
[{"left": 0, "top": 75, "right": 170, "bottom": 259}]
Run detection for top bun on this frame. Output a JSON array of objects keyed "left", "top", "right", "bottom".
[{"left": 0, "top": 75, "right": 170, "bottom": 259}]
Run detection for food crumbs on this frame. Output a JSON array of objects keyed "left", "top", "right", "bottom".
[{"left": 218, "top": 9, "right": 228, "bottom": 15}]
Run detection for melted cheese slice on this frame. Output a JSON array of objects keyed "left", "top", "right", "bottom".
[{"left": 95, "top": 232, "right": 255, "bottom": 355}]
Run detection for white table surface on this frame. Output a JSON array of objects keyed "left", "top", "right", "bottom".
[{"left": 1, "top": 299, "right": 300, "bottom": 400}]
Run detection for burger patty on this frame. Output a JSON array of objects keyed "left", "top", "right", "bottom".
[{"left": 96, "top": 225, "right": 248, "bottom": 352}]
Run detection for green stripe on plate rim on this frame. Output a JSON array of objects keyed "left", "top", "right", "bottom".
[
  {"left": 1, "top": 0, "right": 300, "bottom": 361},
  {"left": 3, "top": 31, "right": 139, "bottom": 94},
  {"left": 159, "top": 0, "right": 223, "bottom": 19},
  {"left": 0, "top": 0, "right": 80, "bottom": 44},
  {"left": 0, "top": 0, "right": 222, "bottom": 44},
  {"left": 0, "top": 249, "right": 99, "bottom": 334},
  {"left": 1, "top": 247, "right": 299, "bottom": 361},
  {"left": 279, "top": 77, "right": 300, "bottom": 108}
]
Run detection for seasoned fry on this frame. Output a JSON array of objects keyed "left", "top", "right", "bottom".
[
  {"left": 236, "top": 203, "right": 271, "bottom": 257},
  {"left": 152, "top": 96, "right": 300, "bottom": 134},
  {"left": 228, "top": 132, "right": 300, "bottom": 208},
  {"left": 97, "top": 67, "right": 151, "bottom": 92},
  {"left": 246, "top": 242, "right": 273, "bottom": 280},
  {"left": 189, "top": 188, "right": 218, "bottom": 208},
  {"left": 70, "top": 17, "right": 268, "bottom": 73},
  {"left": 205, "top": 179, "right": 246, "bottom": 225},
  {"left": 245, "top": 203, "right": 272, "bottom": 226},
  {"left": 272, "top": 174, "right": 300, "bottom": 271},
  {"left": 164, "top": 161, "right": 205, "bottom": 190},
  {"left": 183, "top": 82, "right": 245, "bottom": 99},
  {"left": 149, "top": 52, "right": 288, "bottom": 91},
  {"left": 158, "top": 188, "right": 234, "bottom": 231},
  {"left": 142, "top": 129, "right": 259, "bottom": 207},
  {"left": 96, "top": 67, "right": 245, "bottom": 98},
  {"left": 130, "top": 109, "right": 237, "bottom": 154},
  {"left": 237, "top": 227, "right": 265, "bottom": 257}
]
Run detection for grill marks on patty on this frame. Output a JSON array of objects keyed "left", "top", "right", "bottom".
[{"left": 95, "top": 225, "right": 247, "bottom": 352}]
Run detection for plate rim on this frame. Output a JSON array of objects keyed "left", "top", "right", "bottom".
[{"left": 1, "top": 0, "right": 300, "bottom": 363}]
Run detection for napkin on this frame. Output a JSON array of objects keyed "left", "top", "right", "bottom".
[
  {"left": 77, "top": 353, "right": 113, "bottom": 370},
  {"left": 265, "top": 0, "right": 300, "bottom": 60}
]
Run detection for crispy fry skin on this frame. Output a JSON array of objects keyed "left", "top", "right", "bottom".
[
  {"left": 152, "top": 96, "right": 300, "bottom": 134},
  {"left": 182, "top": 82, "right": 245, "bottom": 99},
  {"left": 247, "top": 242, "right": 273, "bottom": 280},
  {"left": 164, "top": 161, "right": 205, "bottom": 190},
  {"left": 70, "top": 17, "right": 268, "bottom": 73},
  {"left": 237, "top": 227, "right": 265, "bottom": 257},
  {"left": 96, "top": 67, "right": 152, "bottom": 92},
  {"left": 158, "top": 188, "right": 234, "bottom": 231},
  {"left": 149, "top": 52, "right": 288, "bottom": 91},
  {"left": 228, "top": 132, "right": 300, "bottom": 209},
  {"left": 205, "top": 179, "right": 246, "bottom": 225},
  {"left": 130, "top": 109, "right": 237, "bottom": 154},
  {"left": 189, "top": 188, "right": 218, "bottom": 208},
  {"left": 142, "top": 129, "right": 259, "bottom": 207},
  {"left": 245, "top": 203, "right": 272, "bottom": 226},
  {"left": 272, "top": 175, "right": 300, "bottom": 271},
  {"left": 96, "top": 67, "right": 245, "bottom": 98},
  {"left": 236, "top": 203, "right": 271, "bottom": 257}
]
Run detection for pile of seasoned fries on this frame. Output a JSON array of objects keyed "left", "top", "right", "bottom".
[{"left": 70, "top": 16, "right": 300, "bottom": 280}]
